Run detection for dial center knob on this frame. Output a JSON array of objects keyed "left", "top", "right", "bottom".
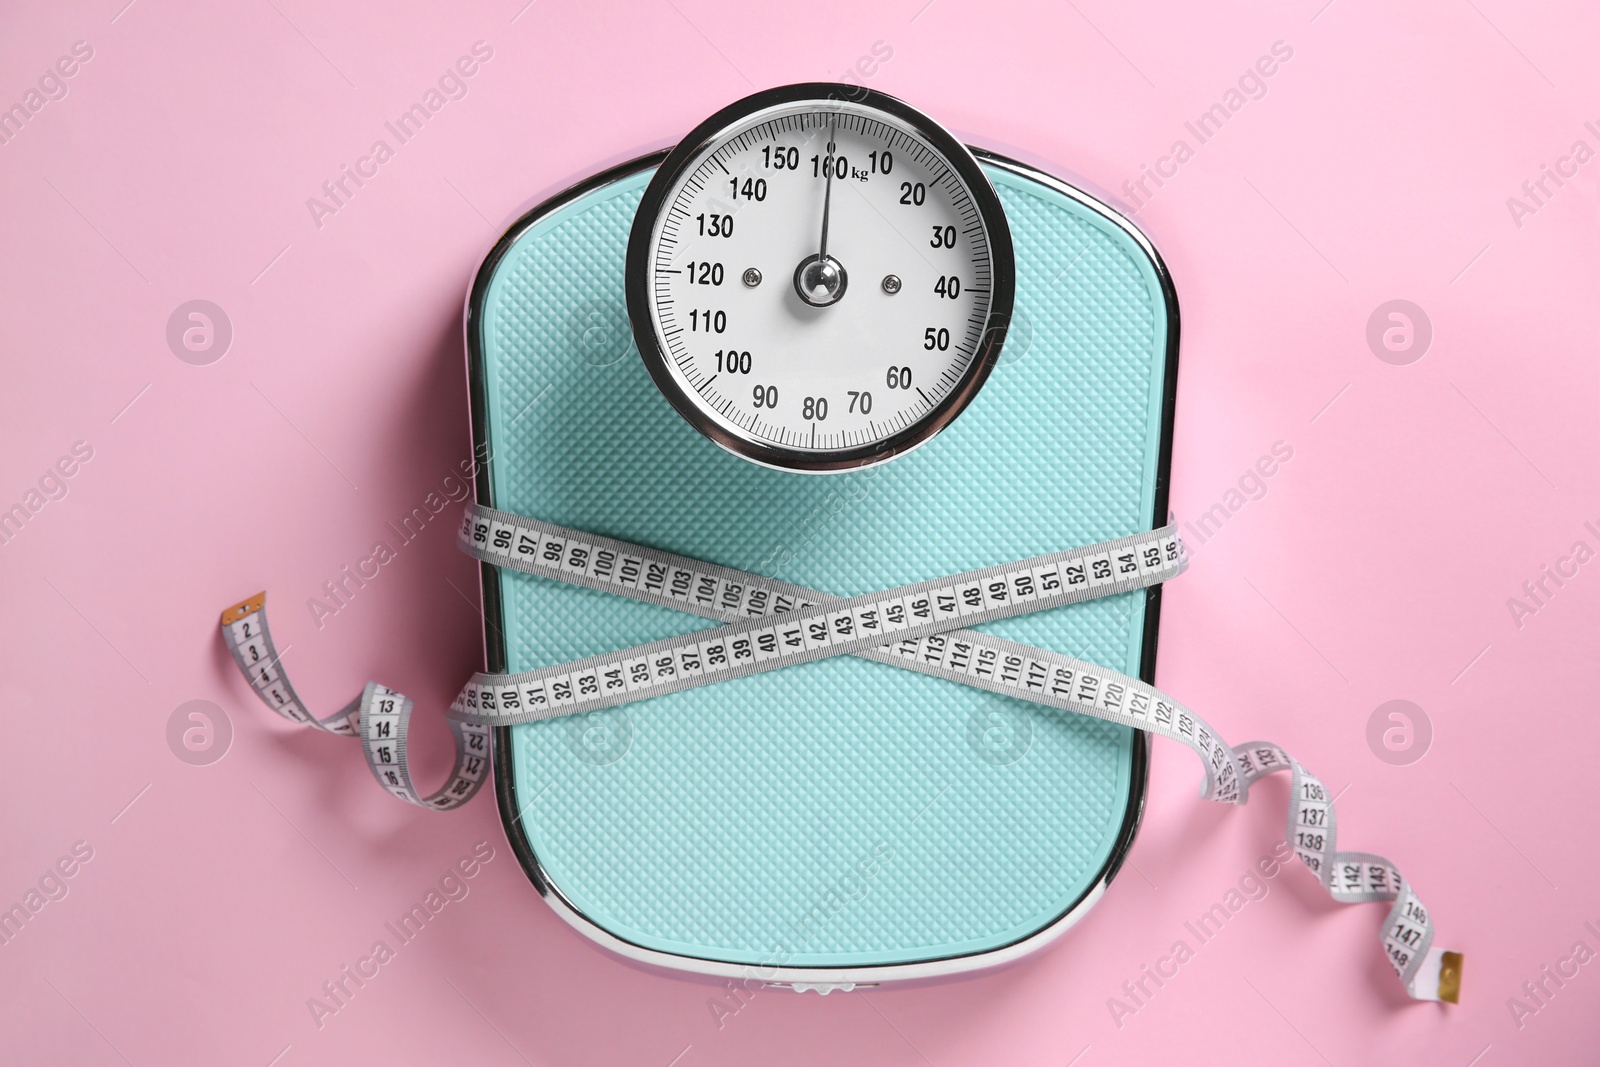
[{"left": 794, "top": 254, "right": 849, "bottom": 307}]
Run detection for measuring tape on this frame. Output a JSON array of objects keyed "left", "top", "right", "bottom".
[
  {"left": 219, "top": 597, "right": 492, "bottom": 812},
  {"left": 220, "top": 502, "right": 1462, "bottom": 1003}
]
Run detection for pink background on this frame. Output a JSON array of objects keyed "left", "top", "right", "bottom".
[{"left": 2, "top": 0, "right": 1597, "bottom": 1063}]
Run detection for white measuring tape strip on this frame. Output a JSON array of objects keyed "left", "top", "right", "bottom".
[{"left": 220, "top": 502, "right": 1461, "bottom": 1003}]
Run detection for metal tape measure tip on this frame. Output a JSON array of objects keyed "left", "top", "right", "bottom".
[{"left": 220, "top": 592, "right": 266, "bottom": 627}]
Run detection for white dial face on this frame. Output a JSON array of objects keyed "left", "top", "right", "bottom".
[{"left": 645, "top": 98, "right": 1000, "bottom": 464}]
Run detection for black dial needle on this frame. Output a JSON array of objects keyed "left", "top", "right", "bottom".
[
  {"left": 794, "top": 116, "right": 848, "bottom": 307},
  {"left": 818, "top": 115, "right": 835, "bottom": 266}
]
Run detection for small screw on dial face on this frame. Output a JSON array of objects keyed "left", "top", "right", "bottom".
[
  {"left": 742, "top": 267, "right": 762, "bottom": 288},
  {"left": 881, "top": 274, "right": 902, "bottom": 294}
]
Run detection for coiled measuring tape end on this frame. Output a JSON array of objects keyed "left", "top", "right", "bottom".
[{"left": 218, "top": 590, "right": 490, "bottom": 809}]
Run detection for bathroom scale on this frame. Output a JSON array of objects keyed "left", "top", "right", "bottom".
[
  {"left": 220, "top": 83, "right": 1457, "bottom": 1004},
  {"left": 463, "top": 87, "right": 1179, "bottom": 986}
]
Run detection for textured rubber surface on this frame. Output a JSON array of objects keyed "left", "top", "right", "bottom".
[{"left": 478, "top": 163, "right": 1172, "bottom": 968}]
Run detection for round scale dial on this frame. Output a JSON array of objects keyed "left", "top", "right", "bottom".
[{"left": 626, "top": 84, "right": 1014, "bottom": 472}]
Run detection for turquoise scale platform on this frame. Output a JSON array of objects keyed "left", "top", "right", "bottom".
[{"left": 467, "top": 155, "right": 1177, "bottom": 974}]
